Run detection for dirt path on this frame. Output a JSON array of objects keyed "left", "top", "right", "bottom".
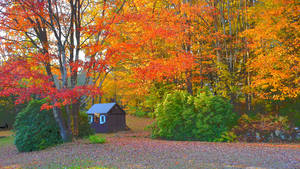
[
  {"left": 0, "top": 132, "right": 299, "bottom": 169},
  {"left": 0, "top": 116, "right": 299, "bottom": 169}
]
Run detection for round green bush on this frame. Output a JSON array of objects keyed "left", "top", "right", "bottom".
[
  {"left": 152, "top": 88, "right": 236, "bottom": 141},
  {"left": 14, "top": 99, "right": 62, "bottom": 152},
  {"left": 192, "top": 89, "right": 237, "bottom": 141},
  {"left": 152, "top": 91, "right": 194, "bottom": 140}
]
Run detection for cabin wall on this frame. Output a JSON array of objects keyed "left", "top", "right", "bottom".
[
  {"left": 90, "top": 122, "right": 108, "bottom": 133},
  {"left": 108, "top": 106, "right": 126, "bottom": 132},
  {"left": 87, "top": 104, "right": 126, "bottom": 133},
  {"left": 90, "top": 114, "right": 109, "bottom": 133}
]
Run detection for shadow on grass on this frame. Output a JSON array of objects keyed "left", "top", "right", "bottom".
[{"left": 0, "top": 130, "right": 14, "bottom": 148}]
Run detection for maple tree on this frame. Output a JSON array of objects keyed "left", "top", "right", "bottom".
[
  {"left": 0, "top": 0, "right": 130, "bottom": 141},
  {"left": 120, "top": 0, "right": 216, "bottom": 94},
  {"left": 243, "top": 0, "right": 299, "bottom": 101}
]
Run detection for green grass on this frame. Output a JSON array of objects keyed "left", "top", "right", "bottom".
[
  {"left": 62, "top": 166, "right": 111, "bottom": 169},
  {"left": 26, "top": 157, "right": 113, "bottom": 169},
  {"left": 0, "top": 136, "right": 14, "bottom": 148},
  {"left": 89, "top": 135, "right": 106, "bottom": 144},
  {"left": 0, "top": 131, "right": 14, "bottom": 148}
]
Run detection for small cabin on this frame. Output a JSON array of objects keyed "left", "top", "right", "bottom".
[{"left": 86, "top": 103, "right": 126, "bottom": 133}]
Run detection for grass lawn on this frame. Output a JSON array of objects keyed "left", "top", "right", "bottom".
[
  {"left": 0, "top": 115, "right": 154, "bottom": 169},
  {"left": 82, "top": 115, "right": 154, "bottom": 143},
  {"left": 0, "top": 130, "right": 14, "bottom": 148},
  {"left": 0, "top": 136, "right": 14, "bottom": 148},
  {"left": 0, "top": 114, "right": 153, "bottom": 146},
  {"left": 0, "top": 116, "right": 299, "bottom": 169}
]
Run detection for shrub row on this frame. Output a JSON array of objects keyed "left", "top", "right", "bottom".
[
  {"left": 151, "top": 88, "right": 236, "bottom": 141},
  {"left": 152, "top": 88, "right": 299, "bottom": 142}
]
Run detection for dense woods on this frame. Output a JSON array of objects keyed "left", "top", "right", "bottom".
[{"left": 0, "top": 0, "right": 299, "bottom": 142}]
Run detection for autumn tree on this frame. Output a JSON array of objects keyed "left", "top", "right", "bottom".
[
  {"left": 118, "top": 0, "right": 216, "bottom": 96},
  {"left": 244, "top": 0, "right": 299, "bottom": 101},
  {"left": 0, "top": 0, "right": 129, "bottom": 141}
]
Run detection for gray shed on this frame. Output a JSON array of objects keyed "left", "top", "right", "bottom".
[{"left": 86, "top": 103, "right": 126, "bottom": 133}]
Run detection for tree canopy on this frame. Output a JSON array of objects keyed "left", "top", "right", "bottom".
[{"left": 0, "top": 0, "right": 299, "bottom": 141}]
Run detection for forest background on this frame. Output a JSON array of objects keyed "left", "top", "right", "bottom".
[{"left": 0, "top": 0, "right": 299, "bottom": 142}]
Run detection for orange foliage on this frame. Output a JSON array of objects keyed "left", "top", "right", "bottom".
[{"left": 244, "top": 0, "right": 300, "bottom": 100}]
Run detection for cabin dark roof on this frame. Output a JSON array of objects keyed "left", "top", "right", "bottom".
[{"left": 86, "top": 103, "right": 116, "bottom": 114}]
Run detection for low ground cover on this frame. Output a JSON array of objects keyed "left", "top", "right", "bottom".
[
  {"left": 0, "top": 136, "right": 13, "bottom": 148},
  {"left": 0, "top": 115, "right": 299, "bottom": 169}
]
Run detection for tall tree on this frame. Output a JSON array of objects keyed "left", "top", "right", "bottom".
[
  {"left": 243, "top": 0, "right": 300, "bottom": 101},
  {"left": 0, "top": 0, "right": 129, "bottom": 141},
  {"left": 121, "top": 0, "right": 216, "bottom": 95}
]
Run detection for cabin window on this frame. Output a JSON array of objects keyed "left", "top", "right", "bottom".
[
  {"left": 88, "top": 115, "right": 93, "bottom": 124},
  {"left": 100, "top": 115, "right": 106, "bottom": 124}
]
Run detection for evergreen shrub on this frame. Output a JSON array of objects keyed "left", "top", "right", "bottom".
[{"left": 14, "top": 99, "right": 62, "bottom": 152}]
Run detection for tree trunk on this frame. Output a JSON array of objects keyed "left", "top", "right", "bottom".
[
  {"left": 186, "top": 70, "right": 193, "bottom": 95},
  {"left": 72, "top": 102, "right": 80, "bottom": 137},
  {"left": 53, "top": 106, "right": 72, "bottom": 142},
  {"left": 65, "top": 105, "right": 72, "bottom": 134}
]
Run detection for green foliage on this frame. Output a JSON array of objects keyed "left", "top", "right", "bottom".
[
  {"left": 152, "top": 90, "right": 193, "bottom": 140},
  {"left": 233, "top": 113, "right": 295, "bottom": 142},
  {"left": 144, "top": 82, "right": 176, "bottom": 113},
  {"left": 0, "top": 97, "right": 14, "bottom": 128},
  {"left": 0, "top": 136, "right": 14, "bottom": 148},
  {"left": 14, "top": 99, "right": 62, "bottom": 152},
  {"left": 192, "top": 89, "right": 237, "bottom": 141},
  {"left": 152, "top": 88, "right": 236, "bottom": 141},
  {"left": 279, "top": 97, "right": 300, "bottom": 126},
  {"left": 248, "top": 98, "right": 300, "bottom": 127},
  {"left": 0, "top": 96, "right": 26, "bottom": 129},
  {"left": 216, "top": 131, "right": 238, "bottom": 142},
  {"left": 128, "top": 106, "right": 149, "bottom": 117},
  {"left": 78, "top": 111, "right": 95, "bottom": 138},
  {"left": 89, "top": 135, "right": 106, "bottom": 144}
]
